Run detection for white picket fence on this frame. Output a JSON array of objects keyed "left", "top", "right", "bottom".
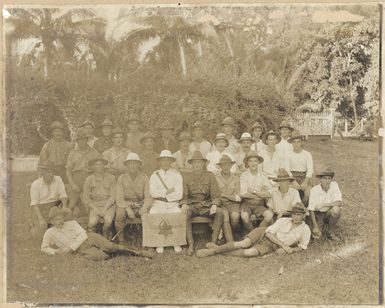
[{"left": 289, "top": 109, "right": 335, "bottom": 139}]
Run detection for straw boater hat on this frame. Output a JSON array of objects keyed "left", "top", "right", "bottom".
[
  {"left": 216, "top": 154, "right": 235, "bottom": 167},
  {"left": 49, "top": 207, "right": 65, "bottom": 222},
  {"left": 262, "top": 130, "right": 281, "bottom": 144},
  {"left": 88, "top": 156, "right": 108, "bottom": 167},
  {"left": 75, "top": 127, "right": 91, "bottom": 141},
  {"left": 243, "top": 151, "right": 264, "bottom": 165},
  {"left": 250, "top": 121, "right": 264, "bottom": 131},
  {"left": 157, "top": 150, "right": 176, "bottom": 162},
  {"left": 50, "top": 121, "right": 64, "bottom": 131},
  {"left": 279, "top": 120, "right": 294, "bottom": 131},
  {"left": 178, "top": 131, "right": 192, "bottom": 142},
  {"left": 187, "top": 151, "right": 208, "bottom": 164},
  {"left": 213, "top": 133, "right": 229, "bottom": 147},
  {"left": 221, "top": 116, "right": 237, "bottom": 127},
  {"left": 288, "top": 132, "right": 304, "bottom": 143},
  {"left": 158, "top": 120, "right": 174, "bottom": 130},
  {"left": 315, "top": 167, "right": 335, "bottom": 178},
  {"left": 288, "top": 202, "right": 308, "bottom": 215},
  {"left": 81, "top": 119, "right": 95, "bottom": 128},
  {"left": 123, "top": 153, "right": 142, "bottom": 164},
  {"left": 270, "top": 169, "right": 294, "bottom": 182},
  {"left": 101, "top": 118, "right": 113, "bottom": 127},
  {"left": 140, "top": 132, "right": 156, "bottom": 144},
  {"left": 128, "top": 114, "right": 141, "bottom": 123},
  {"left": 238, "top": 132, "right": 255, "bottom": 143},
  {"left": 192, "top": 121, "right": 205, "bottom": 130}
]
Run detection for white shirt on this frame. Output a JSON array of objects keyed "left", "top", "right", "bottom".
[
  {"left": 251, "top": 140, "right": 267, "bottom": 154},
  {"left": 172, "top": 150, "right": 193, "bottom": 172},
  {"left": 189, "top": 140, "right": 212, "bottom": 158},
  {"left": 41, "top": 221, "right": 88, "bottom": 255},
  {"left": 267, "top": 187, "right": 301, "bottom": 214},
  {"left": 240, "top": 170, "right": 271, "bottom": 196},
  {"left": 259, "top": 148, "right": 290, "bottom": 178},
  {"left": 30, "top": 176, "right": 67, "bottom": 206},
  {"left": 149, "top": 168, "right": 183, "bottom": 202},
  {"left": 226, "top": 135, "right": 241, "bottom": 156},
  {"left": 266, "top": 217, "right": 311, "bottom": 249},
  {"left": 276, "top": 138, "right": 293, "bottom": 155},
  {"left": 308, "top": 182, "right": 342, "bottom": 212},
  {"left": 206, "top": 149, "right": 236, "bottom": 175},
  {"left": 287, "top": 149, "right": 313, "bottom": 178}
]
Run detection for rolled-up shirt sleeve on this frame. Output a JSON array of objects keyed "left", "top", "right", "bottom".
[{"left": 298, "top": 227, "right": 311, "bottom": 250}]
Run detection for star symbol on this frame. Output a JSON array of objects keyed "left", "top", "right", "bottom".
[{"left": 158, "top": 219, "right": 173, "bottom": 238}]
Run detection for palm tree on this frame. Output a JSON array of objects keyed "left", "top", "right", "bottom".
[{"left": 6, "top": 8, "right": 106, "bottom": 78}]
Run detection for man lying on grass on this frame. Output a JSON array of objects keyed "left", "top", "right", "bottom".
[
  {"left": 41, "top": 207, "right": 153, "bottom": 261},
  {"left": 196, "top": 202, "right": 311, "bottom": 258}
]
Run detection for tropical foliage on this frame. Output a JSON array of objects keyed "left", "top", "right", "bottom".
[{"left": 4, "top": 5, "right": 380, "bottom": 154}]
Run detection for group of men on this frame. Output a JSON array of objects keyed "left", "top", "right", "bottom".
[{"left": 31, "top": 115, "right": 343, "bottom": 260}]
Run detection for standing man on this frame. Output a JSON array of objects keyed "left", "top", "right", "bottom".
[
  {"left": 81, "top": 119, "right": 98, "bottom": 148},
  {"left": 216, "top": 154, "right": 241, "bottom": 239},
  {"left": 125, "top": 114, "right": 145, "bottom": 154},
  {"left": 148, "top": 150, "right": 184, "bottom": 253},
  {"left": 173, "top": 131, "right": 193, "bottom": 174},
  {"left": 94, "top": 118, "right": 114, "bottom": 154},
  {"left": 276, "top": 120, "right": 294, "bottom": 155},
  {"left": 155, "top": 120, "right": 178, "bottom": 153},
  {"left": 286, "top": 132, "right": 313, "bottom": 204},
  {"left": 207, "top": 133, "right": 236, "bottom": 175},
  {"left": 308, "top": 168, "right": 342, "bottom": 240},
  {"left": 250, "top": 121, "right": 266, "bottom": 154},
  {"left": 235, "top": 132, "right": 255, "bottom": 173},
  {"left": 196, "top": 203, "right": 311, "bottom": 258},
  {"left": 220, "top": 116, "right": 240, "bottom": 156},
  {"left": 180, "top": 151, "right": 225, "bottom": 256},
  {"left": 66, "top": 128, "right": 100, "bottom": 216},
  {"left": 29, "top": 164, "right": 70, "bottom": 238},
  {"left": 115, "top": 153, "right": 152, "bottom": 243},
  {"left": 38, "top": 121, "right": 73, "bottom": 183},
  {"left": 103, "top": 127, "right": 130, "bottom": 179},
  {"left": 139, "top": 132, "right": 159, "bottom": 176},
  {"left": 189, "top": 121, "right": 212, "bottom": 157},
  {"left": 259, "top": 130, "right": 289, "bottom": 179},
  {"left": 240, "top": 152, "right": 272, "bottom": 231},
  {"left": 266, "top": 169, "right": 302, "bottom": 220},
  {"left": 83, "top": 157, "right": 116, "bottom": 239}
]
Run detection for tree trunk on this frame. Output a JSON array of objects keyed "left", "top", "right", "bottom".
[
  {"left": 178, "top": 39, "right": 187, "bottom": 77},
  {"left": 349, "top": 76, "right": 359, "bottom": 128}
]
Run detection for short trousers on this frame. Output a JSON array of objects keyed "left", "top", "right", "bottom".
[
  {"left": 240, "top": 198, "right": 268, "bottom": 217},
  {"left": 222, "top": 200, "right": 240, "bottom": 214},
  {"left": 246, "top": 227, "right": 279, "bottom": 255}
]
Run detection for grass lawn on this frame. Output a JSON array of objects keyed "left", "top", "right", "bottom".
[{"left": 5, "top": 138, "right": 381, "bottom": 304}]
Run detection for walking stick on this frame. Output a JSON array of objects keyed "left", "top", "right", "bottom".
[{"left": 112, "top": 221, "right": 130, "bottom": 242}]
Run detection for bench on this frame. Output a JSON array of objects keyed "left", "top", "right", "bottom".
[{"left": 126, "top": 216, "right": 211, "bottom": 224}]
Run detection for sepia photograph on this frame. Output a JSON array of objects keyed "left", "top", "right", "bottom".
[{"left": 2, "top": 2, "right": 382, "bottom": 305}]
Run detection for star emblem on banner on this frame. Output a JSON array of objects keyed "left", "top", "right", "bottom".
[{"left": 158, "top": 219, "right": 173, "bottom": 238}]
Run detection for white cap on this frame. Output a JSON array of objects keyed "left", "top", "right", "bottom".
[{"left": 238, "top": 132, "right": 254, "bottom": 143}]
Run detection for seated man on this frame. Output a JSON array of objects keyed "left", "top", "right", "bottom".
[
  {"left": 207, "top": 133, "right": 236, "bottom": 175},
  {"left": 38, "top": 121, "right": 73, "bottom": 183},
  {"left": 266, "top": 169, "right": 302, "bottom": 219},
  {"left": 180, "top": 151, "right": 224, "bottom": 256},
  {"left": 215, "top": 154, "right": 241, "bottom": 240},
  {"left": 196, "top": 203, "right": 311, "bottom": 258},
  {"left": 286, "top": 133, "right": 313, "bottom": 205},
  {"left": 66, "top": 127, "right": 100, "bottom": 216},
  {"left": 83, "top": 157, "right": 116, "bottom": 239},
  {"left": 94, "top": 118, "right": 114, "bottom": 154},
  {"left": 29, "top": 164, "right": 70, "bottom": 238},
  {"left": 139, "top": 132, "right": 159, "bottom": 176},
  {"left": 240, "top": 152, "right": 272, "bottom": 231},
  {"left": 103, "top": 127, "right": 130, "bottom": 178},
  {"left": 189, "top": 121, "right": 212, "bottom": 157},
  {"left": 308, "top": 168, "right": 342, "bottom": 240},
  {"left": 41, "top": 207, "right": 152, "bottom": 261},
  {"left": 148, "top": 150, "right": 184, "bottom": 254},
  {"left": 115, "top": 153, "right": 152, "bottom": 243},
  {"left": 172, "top": 131, "right": 193, "bottom": 174}
]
